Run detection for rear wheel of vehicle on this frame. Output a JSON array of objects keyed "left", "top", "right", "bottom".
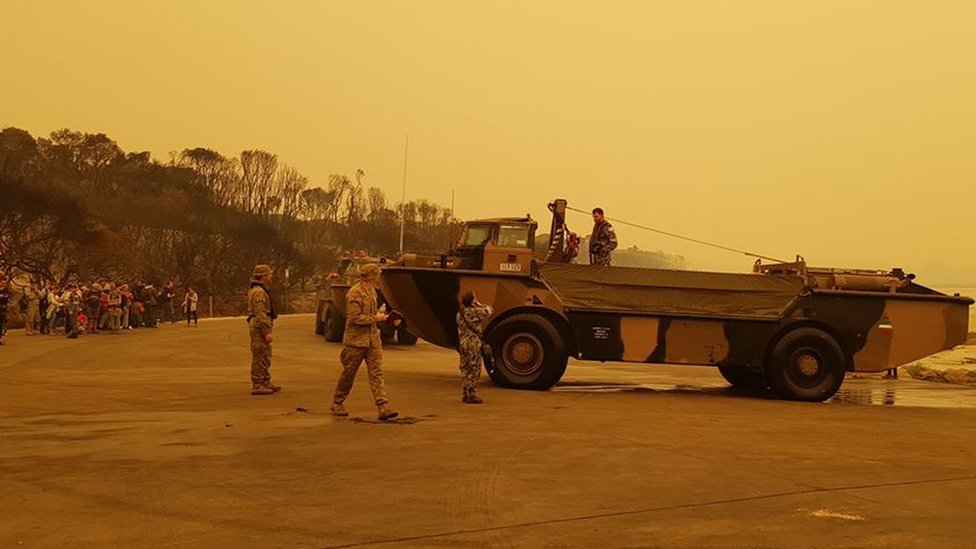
[
  {"left": 397, "top": 324, "right": 418, "bottom": 345},
  {"left": 765, "top": 327, "right": 846, "bottom": 402},
  {"left": 485, "top": 314, "right": 568, "bottom": 390},
  {"left": 718, "top": 365, "right": 767, "bottom": 390},
  {"left": 314, "top": 303, "right": 326, "bottom": 335},
  {"left": 324, "top": 303, "right": 344, "bottom": 342}
]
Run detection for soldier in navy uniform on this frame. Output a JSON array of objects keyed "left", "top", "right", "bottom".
[{"left": 589, "top": 207, "right": 618, "bottom": 266}]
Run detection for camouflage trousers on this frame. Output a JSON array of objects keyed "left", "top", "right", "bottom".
[
  {"left": 458, "top": 342, "right": 482, "bottom": 397},
  {"left": 590, "top": 253, "right": 612, "bottom": 267},
  {"left": 249, "top": 327, "right": 272, "bottom": 385},
  {"left": 333, "top": 345, "right": 388, "bottom": 406}
]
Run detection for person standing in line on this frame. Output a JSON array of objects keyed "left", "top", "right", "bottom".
[
  {"left": 98, "top": 283, "right": 111, "bottom": 332},
  {"left": 119, "top": 284, "right": 132, "bottom": 330},
  {"left": 131, "top": 280, "right": 145, "bottom": 328},
  {"left": 142, "top": 283, "right": 158, "bottom": 328},
  {"left": 107, "top": 284, "right": 123, "bottom": 333},
  {"left": 63, "top": 283, "right": 83, "bottom": 339},
  {"left": 330, "top": 264, "right": 398, "bottom": 420},
  {"left": 183, "top": 286, "right": 199, "bottom": 327},
  {"left": 456, "top": 291, "right": 493, "bottom": 404},
  {"left": 0, "top": 272, "right": 10, "bottom": 345},
  {"left": 38, "top": 283, "right": 50, "bottom": 335},
  {"left": 45, "top": 283, "right": 63, "bottom": 335},
  {"left": 24, "top": 282, "right": 41, "bottom": 336},
  {"left": 246, "top": 265, "right": 280, "bottom": 395},
  {"left": 588, "top": 207, "right": 618, "bottom": 267},
  {"left": 163, "top": 281, "right": 177, "bottom": 323},
  {"left": 84, "top": 283, "right": 101, "bottom": 334}
]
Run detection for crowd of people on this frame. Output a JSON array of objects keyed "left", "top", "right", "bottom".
[{"left": 0, "top": 271, "right": 200, "bottom": 345}]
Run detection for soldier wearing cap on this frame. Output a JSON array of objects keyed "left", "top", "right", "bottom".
[
  {"left": 330, "top": 263, "right": 399, "bottom": 420},
  {"left": 247, "top": 264, "right": 280, "bottom": 395}
]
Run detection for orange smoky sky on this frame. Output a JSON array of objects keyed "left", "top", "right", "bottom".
[{"left": 3, "top": 1, "right": 974, "bottom": 283}]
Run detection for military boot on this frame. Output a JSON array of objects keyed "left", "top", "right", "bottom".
[
  {"left": 462, "top": 393, "right": 484, "bottom": 404},
  {"left": 377, "top": 404, "right": 399, "bottom": 421},
  {"left": 251, "top": 383, "right": 274, "bottom": 396},
  {"left": 265, "top": 381, "right": 282, "bottom": 393},
  {"left": 330, "top": 402, "right": 349, "bottom": 417}
]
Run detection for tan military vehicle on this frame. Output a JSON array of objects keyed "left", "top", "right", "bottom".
[
  {"left": 314, "top": 256, "right": 419, "bottom": 345},
  {"left": 379, "top": 199, "right": 972, "bottom": 401}
]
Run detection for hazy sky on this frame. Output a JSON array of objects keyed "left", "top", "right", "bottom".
[{"left": 3, "top": 1, "right": 974, "bottom": 282}]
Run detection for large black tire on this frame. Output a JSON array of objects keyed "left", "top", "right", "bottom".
[
  {"left": 314, "top": 303, "right": 326, "bottom": 335},
  {"left": 397, "top": 324, "right": 419, "bottom": 345},
  {"left": 765, "top": 327, "right": 846, "bottom": 402},
  {"left": 485, "top": 314, "right": 568, "bottom": 390},
  {"left": 324, "top": 302, "right": 345, "bottom": 342},
  {"left": 718, "top": 365, "right": 767, "bottom": 390}
]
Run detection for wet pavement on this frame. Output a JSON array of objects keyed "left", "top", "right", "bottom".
[
  {"left": 2, "top": 315, "right": 976, "bottom": 548},
  {"left": 553, "top": 374, "right": 976, "bottom": 409}
]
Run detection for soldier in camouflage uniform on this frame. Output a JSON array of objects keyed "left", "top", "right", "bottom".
[
  {"left": 247, "top": 264, "right": 280, "bottom": 396},
  {"left": 456, "top": 291, "right": 493, "bottom": 404},
  {"left": 330, "top": 263, "right": 398, "bottom": 420},
  {"left": 589, "top": 207, "right": 618, "bottom": 267}
]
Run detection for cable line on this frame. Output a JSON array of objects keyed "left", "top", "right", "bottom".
[{"left": 565, "top": 205, "right": 789, "bottom": 264}]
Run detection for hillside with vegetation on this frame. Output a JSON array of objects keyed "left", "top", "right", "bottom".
[{"left": 0, "top": 127, "right": 458, "bottom": 297}]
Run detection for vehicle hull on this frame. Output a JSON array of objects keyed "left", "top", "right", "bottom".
[{"left": 380, "top": 265, "right": 972, "bottom": 372}]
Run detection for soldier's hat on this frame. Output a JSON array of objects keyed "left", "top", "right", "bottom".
[
  {"left": 252, "top": 264, "right": 273, "bottom": 278},
  {"left": 359, "top": 263, "right": 381, "bottom": 281}
]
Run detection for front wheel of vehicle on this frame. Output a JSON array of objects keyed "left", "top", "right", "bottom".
[
  {"left": 485, "top": 314, "right": 568, "bottom": 390},
  {"left": 765, "top": 327, "right": 847, "bottom": 402}
]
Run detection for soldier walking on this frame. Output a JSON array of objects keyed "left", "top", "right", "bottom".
[
  {"left": 330, "top": 263, "right": 398, "bottom": 420},
  {"left": 247, "top": 264, "right": 281, "bottom": 395},
  {"left": 589, "top": 207, "right": 618, "bottom": 266},
  {"left": 456, "top": 291, "right": 493, "bottom": 404}
]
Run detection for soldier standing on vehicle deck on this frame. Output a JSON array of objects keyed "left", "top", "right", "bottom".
[
  {"left": 456, "top": 291, "right": 493, "bottom": 404},
  {"left": 589, "top": 207, "right": 618, "bottom": 266},
  {"left": 247, "top": 264, "right": 281, "bottom": 395},
  {"left": 330, "top": 263, "right": 399, "bottom": 420}
]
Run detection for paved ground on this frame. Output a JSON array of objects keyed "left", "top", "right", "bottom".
[{"left": 2, "top": 315, "right": 976, "bottom": 549}]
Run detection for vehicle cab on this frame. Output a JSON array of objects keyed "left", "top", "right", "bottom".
[{"left": 454, "top": 217, "right": 537, "bottom": 274}]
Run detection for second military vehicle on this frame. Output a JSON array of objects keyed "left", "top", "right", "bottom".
[
  {"left": 379, "top": 199, "right": 972, "bottom": 402},
  {"left": 315, "top": 256, "right": 419, "bottom": 345}
]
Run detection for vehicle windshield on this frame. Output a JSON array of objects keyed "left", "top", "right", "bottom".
[
  {"left": 498, "top": 225, "right": 531, "bottom": 248},
  {"left": 462, "top": 224, "right": 494, "bottom": 246}
]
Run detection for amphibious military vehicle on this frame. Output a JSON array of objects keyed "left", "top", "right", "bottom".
[
  {"left": 379, "top": 199, "right": 972, "bottom": 401},
  {"left": 314, "top": 256, "right": 418, "bottom": 345}
]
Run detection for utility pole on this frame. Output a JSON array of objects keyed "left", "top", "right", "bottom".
[{"left": 399, "top": 135, "right": 408, "bottom": 255}]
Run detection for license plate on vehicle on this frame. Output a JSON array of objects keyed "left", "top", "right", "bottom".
[{"left": 500, "top": 263, "right": 522, "bottom": 272}]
